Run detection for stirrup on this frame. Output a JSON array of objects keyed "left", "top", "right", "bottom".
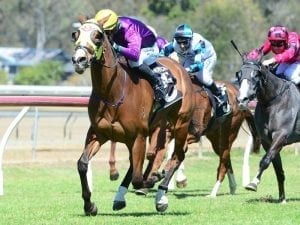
[
  {"left": 154, "top": 85, "right": 165, "bottom": 101},
  {"left": 216, "top": 101, "right": 231, "bottom": 118}
]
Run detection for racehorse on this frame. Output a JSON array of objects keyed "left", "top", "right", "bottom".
[
  {"left": 140, "top": 78, "right": 261, "bottom": 197},
  {"left": 237, "top": 55, "right": 300, "bottom": 203},
  {"left": 71, "top": 17, "right": 194, "bottom": 215}
]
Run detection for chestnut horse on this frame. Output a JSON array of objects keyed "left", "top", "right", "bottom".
[
  {"left": 140, "top": 79, "right": 261, "bottom": 197},
  {"left": 71, "top": 18, "right": 194, "bottom": 215}
]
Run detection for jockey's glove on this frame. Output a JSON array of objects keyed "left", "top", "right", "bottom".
[
  {"left": 113, "top": 43, "right": 122, "bottom": 53},
  {"left": 185, "top": 67, "right": 191, "bottom": 72}
]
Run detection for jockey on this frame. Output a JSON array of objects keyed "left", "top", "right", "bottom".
[
  {"left": 160, "top": 24, "right": 231, "bottom": 117},
  {"left": 94, "top": 9, "right": 179, "bottom": 107},
  {"left": 247, "top": 25, "right": 300, "bottom": 85}
]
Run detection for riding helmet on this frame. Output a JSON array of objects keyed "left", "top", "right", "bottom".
[
  {"left": 174, "top": 24, "right": 193, "bottom": 40},
  {"left": 95, "top": 9, "right": 118, "bottom": 31}
]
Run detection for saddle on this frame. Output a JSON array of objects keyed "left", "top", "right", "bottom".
[
  {"left": 151, "top": 63, "right": 182, "bottom": 110},
  {"left": 190, "top": 75, "right": 231, "bottom": 122}
]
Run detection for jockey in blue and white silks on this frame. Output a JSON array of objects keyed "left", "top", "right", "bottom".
[{"left": 161, "top": 24, "right": 230, "bottom": 116}]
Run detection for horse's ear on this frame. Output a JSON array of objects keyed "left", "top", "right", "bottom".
[
  {"left": 257, "top": 49, "right": 264, "bottom": 63},
  {"left": 242, "top": 52, "right": 247, "bottom": 63},
  {"left": 78, "top": 14, "right": 88, "bottom": 24}
]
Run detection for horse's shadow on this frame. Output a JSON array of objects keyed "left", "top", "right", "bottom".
[
  {"left": 246, "top": 196, "right": 300, "bottom": 204},
  {"left": 76, "top": 211, "right": 190, "bottom": 217}
]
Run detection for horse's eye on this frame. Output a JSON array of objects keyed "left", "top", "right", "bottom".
[
  {"left": 91, "top": 31, "right": 103, "bottom": 46},
  {"left": 72, "top": 30, "right": 80, "bottom": 42},
  {"left": 250, "top": 71, "right": 257, "bottom": 78},
  {"left": 236, "top": 71, "right": 241, "bottom": 81}
]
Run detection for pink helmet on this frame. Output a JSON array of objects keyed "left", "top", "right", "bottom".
[{"left": 268, "top": 25, "right": 288, "bottom": 42}]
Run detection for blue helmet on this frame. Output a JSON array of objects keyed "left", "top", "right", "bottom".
[{"left": 174, "top": 24, "right": 193, "bottom": 39}]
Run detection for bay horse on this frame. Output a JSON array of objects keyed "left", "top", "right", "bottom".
[
  {"left": 71, "top": 18, "right": 194, "bottom": 215},
  {"left": 139, "top": 78, "right": 261, "bottom": 197},
  {"left": 237, "top": 55, "right": 300, "bottom": 203}
]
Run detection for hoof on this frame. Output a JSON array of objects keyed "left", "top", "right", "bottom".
[
  {"left": 176, "top": 179, "right": 187, "bottom": 188},
  {"left": 110, "top": 171, "right": 119, "bottom": 181},
  {"left": 113, "top": 201, "right": 126, "bottom": 211},
  {"left": 84, "top": 202, "right": 98, "bottom": 216},
  {"left": 245, "top": 183, "right": 257, "bottom": 192},
  {"left": 230, "top": 185, "right": 237, "bottom": 195},
  {"left": 135, "top": 188, "right": 149, "bottom": 196},
  {"left": 206, "top": 194, "right": 217, "bottom": 198},
  {"left": 156, "top": 203, "right": 168, "bottom": 212},
  {"left": 280, "top": 199, "right": 287, "bottom": 204}
]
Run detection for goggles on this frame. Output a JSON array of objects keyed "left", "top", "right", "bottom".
[
  {"left": 270, "top": 40, "right": 285, "bottom": 47},
  {"left": 176, "top": 38, "right": 190, "bottom": 45}
]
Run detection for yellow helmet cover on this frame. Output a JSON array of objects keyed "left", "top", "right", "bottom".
[{"left": 95, "top": 9, "right": 118, "bottom": 31}]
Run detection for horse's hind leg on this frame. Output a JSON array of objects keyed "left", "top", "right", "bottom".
[
  {"left": 246, "top": 135, "right": 285, "bottom": 195},
  {"left": 167, "top": 139, "right": 187, "bottom": 189},
  {"left": 209, "top": 148, "right": 233, "bottom": 197},
  {"left": 109, "top": 141, "right": 119, "bottom": 181},
  {"left": 77, "top": 127, "right": 102, "bottom": 216},
  {"left": 271, "top": 153, "right": 286, "bottom": 203}
]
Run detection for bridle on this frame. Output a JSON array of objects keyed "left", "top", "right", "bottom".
[
  {"left": 239, "top": 60, "right": 290, "bottom": 106},
  {"left": 73, "top": 20, "right": 119, "bottom": 69}
]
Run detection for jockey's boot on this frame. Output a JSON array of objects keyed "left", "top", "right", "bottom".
[
  {"left": 136, "top": 63, "right": 166, "bottom": 106},
  {"left": 208, "top": 82, "right": 231, "bottom": 117}
]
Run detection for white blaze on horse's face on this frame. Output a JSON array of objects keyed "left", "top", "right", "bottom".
[
  {"left": 238, "top": 76, "right": 252, "bottom": 110},
  {"left": 72, "top": 19, "right": 102, "bottom": 73},
  {"left": 239, "top": 79, "right": 250, "bottom": 99}
]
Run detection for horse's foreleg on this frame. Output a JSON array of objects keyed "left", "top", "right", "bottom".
[
  {"left": 113, "top": 165, "right": 132, "bottom": 210},
  {"left": 271, "top": 153, "right": 286, "bottom": 203},
  {"left": 156, "top": 126, "right": 188, "bottom": 212},
  {"left": 227, "top": 160, "right": 237, "bottom": 195},
  {"left": 109, "top": 141, "right": 119, "bottom": 181},
  {"left": 113, "top": 136, "right": 146, "bottom": 210},
  {"left": 77, "top": 127, "right": 102, "bottom": 216}
]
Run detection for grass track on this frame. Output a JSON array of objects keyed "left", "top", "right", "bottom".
[{"left": 1, "top": 149, "right": 300, "bottom": 225}]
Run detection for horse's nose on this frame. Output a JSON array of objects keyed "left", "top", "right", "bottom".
[
  {"left": 72, "top": 55, "right": 88, "bottom": 65},
  {"left": 71, "top": 56, "right": 76, "bottom": 64},
  {"left": 237, "top": 96, "right": 249, "bottom": 111}
]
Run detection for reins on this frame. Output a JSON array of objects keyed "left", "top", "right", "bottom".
[
  {"left": 90, "top": 68, "right": 126, "bottom": 107},
  {"left": 243, "top": 61, "right": 290, "bottom": 107},
  {"left": 90, "top": 28, "right": 126, "bottom": 107},
  {"left": 259, "top": 68, "right": 290, "bottom": 107}
]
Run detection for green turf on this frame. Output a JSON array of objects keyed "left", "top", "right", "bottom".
[{"left": 1, "top": 149, "right": 299, "bottom": 225}]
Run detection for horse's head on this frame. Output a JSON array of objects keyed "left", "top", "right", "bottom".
[
  {"left": 71, "top": 17, "right": 106, "bottom": 74},
  {"left": 236, "top": 57, "right": 263, "bottom": 110}
]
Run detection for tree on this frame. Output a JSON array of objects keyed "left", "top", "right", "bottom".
[
  {"left": 14, "top": 60, "right": 64, "bottom": 85},
  {"left": 189, "top": 0, "right": 267, "bottom": 80}
]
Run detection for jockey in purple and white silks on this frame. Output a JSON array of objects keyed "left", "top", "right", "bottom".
[
  {"left": 247, "top": 25, "right": 300, "bottom": 85},
  {"left": 160, "top": 24, "right": 230, "bottom": 116},
  {"left": 94, "top": 9, "right": 179, "bottom": 107}
]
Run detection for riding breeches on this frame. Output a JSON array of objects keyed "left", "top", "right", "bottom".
[
  {"left": 128, "top": 43, "right": 160, "bottom": 68},
  {"left": 276, "top": 62, "right": 300, "bottom": 85},
  {"left": 194, "top": 55, "right": 217, "bottom": 86}
]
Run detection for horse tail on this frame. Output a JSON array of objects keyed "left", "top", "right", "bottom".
[{"left": 244, "top": 110, "right": 261, "bottom": 153}]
